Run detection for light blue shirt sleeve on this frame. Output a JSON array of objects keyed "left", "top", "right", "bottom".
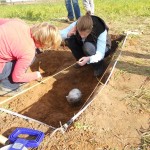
[
  {"left": 60, "top": 21, "right": 77, "bottom": 40},
  {"left": 89, "top": 29, "right": 107, "bottom": 63}
]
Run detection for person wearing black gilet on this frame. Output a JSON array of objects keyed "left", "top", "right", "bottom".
[{"left": 60, "top": 12, "right": 111, "bottom": 77}]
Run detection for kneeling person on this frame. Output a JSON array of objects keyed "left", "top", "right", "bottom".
[
  {"left": 60, "top": 12, "right": 111, "bottom": 77},
  {"left": 0, "top": 19, "right": 61, "bottom": 96}
]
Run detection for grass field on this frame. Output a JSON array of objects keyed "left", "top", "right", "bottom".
[{"left": 0, "top": 0, "right": 150, "bottom": 24}]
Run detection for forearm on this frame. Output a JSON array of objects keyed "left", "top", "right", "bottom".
[
  {"left": 12, "top": 71, "right": 39, "bottom": 83},
  {"left": 11, "top": 57, "right": 39, "bottom": 82},
  {"left": 60, "top": 21, "right": 77, "bottom": 39},
  {"left": 89, "top": 30, "right": 107, "bottom": 63}
]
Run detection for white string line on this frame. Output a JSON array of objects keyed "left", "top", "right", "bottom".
[
  {"left": 0, "top": 33, "right": 137, "bottom": 137},
  {"left": 40, "top": 56, "right": 117, "bottom": 134},
  {"left": 0, "top": 108, "right": 55, "bottom": 129},
  {"left": 48, "top": 62, "right": 114, "bottom": 134},
  {"left": 62, "top": 34, "right": 128, "bottom": 128},
  {"left": 0, "top": 59, "right": 116, "bottom": 135},
  {"left": 0, "top": 31, "right": 137, "bottom": 107},
  {"left": 49, "top": 127, "right": 65, "bottom": 137},
  {"left": 0, "top": 60, "right": 111, "bottom": 134},
  {"left": 36, "top": 33, "right": 133, "bottom": 134},
  {"left": 0, "top": 62, "right": 76, "bottom": 106},
  {"left": 0, "top": 33, "right": 128, "bottom": 106},
  {"left": 121, "top": 33, "right": 128, "bottom": 49},
  {"left": 63, "top": 48, "right": 123, "bottom": 127},
  {"left": 79, "top": 37, "right": 124, "bottom": 111},
  {"left": 79, "top": 61, "right": 110, "bottom": 111}
]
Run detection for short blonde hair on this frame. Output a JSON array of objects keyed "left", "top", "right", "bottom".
[{"left": 31, "top": 22, "right": 61, "bottom": 50}]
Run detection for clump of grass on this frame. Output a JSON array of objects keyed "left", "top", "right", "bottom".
[
  {"left": 74, "top": 122, "right": 89, "bottom": 130},
  {"left": 138, "top": 125, "right": 150, "bottom": 150},
  {"left": 122, "top": 86, "right": 150, "bottom": 113},
  {"left": 113, "top": 70, "right": 126, "bottom": 81},
  {"left": 140, "top": 131, "right": 150, "bottom": 150}
]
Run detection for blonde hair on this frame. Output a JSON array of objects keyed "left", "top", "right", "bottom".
[
  {"left": 77, "top": 12, "right": 93, "bottom": 33},
  {"left": 31, "top": 22, "right": 61, "bottom": 50}
]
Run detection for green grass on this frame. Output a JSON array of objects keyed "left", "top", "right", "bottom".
[
  {"left": 0, "top": 3, "right": 65, "bottom": 24},
  {"left": 0, "top": 0, "right": 149, "bottom": 25},
  {"left": 95, "top": 0, "right": 150, "bottom": 18}
]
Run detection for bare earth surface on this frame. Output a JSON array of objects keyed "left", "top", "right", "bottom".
[{"left": 0, "top": 17, "right": 150, "bottom": 150}]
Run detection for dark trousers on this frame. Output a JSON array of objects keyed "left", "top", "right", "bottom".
[
  {"left": 65, "top": 36, "right": 110, "bottom": 70},
  {"left": 65, "top": 35, "right": 84, "bottom": 60}
]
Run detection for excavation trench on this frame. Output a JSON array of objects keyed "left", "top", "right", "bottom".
[{"left": 1, "top": 35, "right": 124, "bottom": 128}]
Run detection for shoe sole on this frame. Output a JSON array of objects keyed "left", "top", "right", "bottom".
[{"left": 0, "top": 87, "right": 23, "bottom": 97}]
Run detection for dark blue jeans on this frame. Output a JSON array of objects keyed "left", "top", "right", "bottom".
[
  {"left": 65, "top": 0, "right": 81, "bottom": 20},
  {"left": 0, "top": 61, "right": 20, "bottom": 90}
]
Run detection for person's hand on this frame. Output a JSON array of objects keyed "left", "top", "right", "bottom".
[
  {"left": 36, "top": 71, "right": 42, "bottom": 82},
  {"left": 67, "top": 26, "right": 77, "bottom": 37},
  {"left": 77, "top": 56, "right": 90, "bottom": 66}
]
